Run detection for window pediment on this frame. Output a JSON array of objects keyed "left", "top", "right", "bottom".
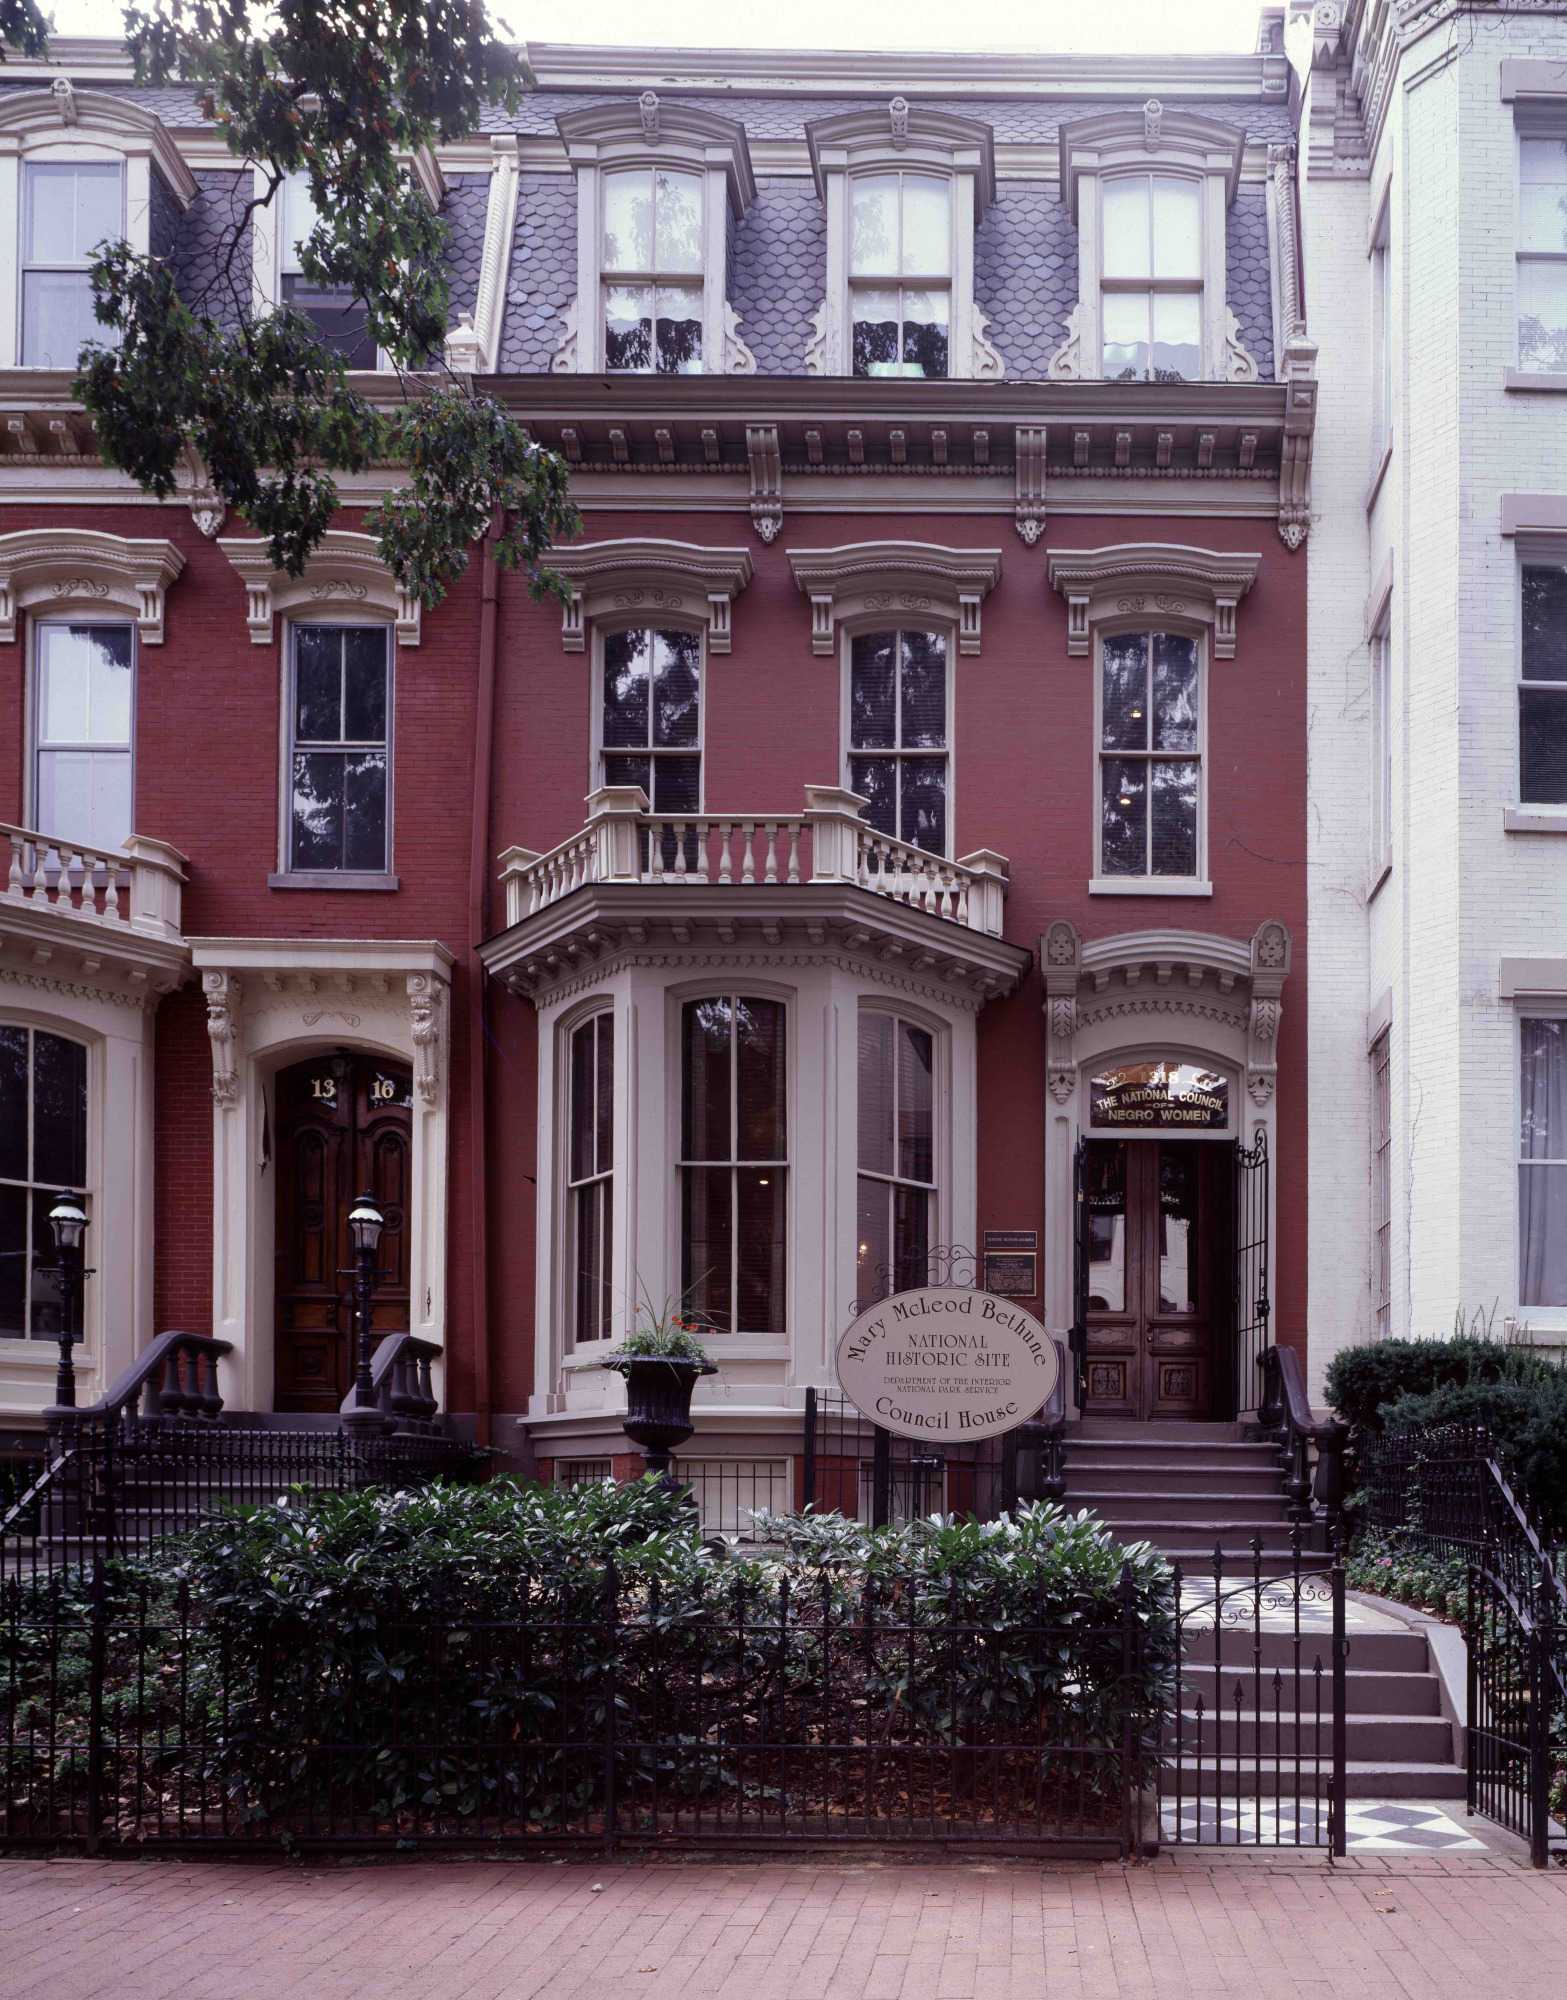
[
  {"left": 1058, "top": 106, "right": 1245, "bottom": 216},
  {"left": 0, "top": 526, "right": 185, "bottom": 645},
  {"left": 217, "top": 531, "right": 421, "bottom": 647},
  {"left": 787, "top": 541, "right": 1003, "bottom": 657},
  {"left": 546, "top": 537, "right": 754, "bottom": 653},
  {"left": 1045, "top": 543, "right": 1260, "bottom": 660},
  {"left": 805, "top": 103, "right": 996, "bottom": 215},
  {"left": 556, "top": 98, "right": 756, "bottom": 217},
  {"left": 0, "top": 84, "right": 196, "bottom": 204}
]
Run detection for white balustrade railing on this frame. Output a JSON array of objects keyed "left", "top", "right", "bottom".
[
  {"left": 497, "top": 784, "right": 1008, "bottom": 937},
  {"left": 2, "top": 824, "right": 186, "bottom": 939}
]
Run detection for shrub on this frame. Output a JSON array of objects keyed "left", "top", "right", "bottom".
[{"left": 1324, "top": 1335, "right": 1516, "bottom": 1436}]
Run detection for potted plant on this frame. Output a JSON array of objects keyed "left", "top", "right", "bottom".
[{"left": 602, "top": 1301, "right": 717, "bottom": 1478}]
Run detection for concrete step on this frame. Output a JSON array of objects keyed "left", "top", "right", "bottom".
[
  {"left": 1074, "top": 1420, "right": 1246, "bottom": 1442},
  {"left": 1067, "top": 1459, "right": 1285, "bottom": 1491},
  {"left": 1072, "top": 1491, "right": 1291, "bottom": 1522},
  {"left": 1181, "top": 1663, "right": 1441, "bottom": 1715},
  {"left": 1184, "top": 1628, "right": 1429, "bottom": 1672},
  {"left": 1170, "top": 1711, "right": 1455, "bottom": 1761},
  {"left": 1158, "top": 1759, "right": 1467, "bottom": 1800},
  {"left": 1096, "top": 1521, "right": 1303, "bottom": 1552}
]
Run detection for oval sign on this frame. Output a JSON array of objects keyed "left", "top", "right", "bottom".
[{"left": 835, "top": 1286, "right": 1061, "bottom": 1444}]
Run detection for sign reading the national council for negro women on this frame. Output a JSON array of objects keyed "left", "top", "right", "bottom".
[{"left": 835, "top": 1286, "right": 1061, "bottom": 1444}]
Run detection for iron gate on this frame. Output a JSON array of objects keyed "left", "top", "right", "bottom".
[{"left": 1232, "top": 1131, "right": 1270, "bottom": 1419}]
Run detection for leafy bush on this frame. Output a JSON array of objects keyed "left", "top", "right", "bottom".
[
  {"left": 1345, "top": 1530, "right": 1468, "bottom": 1623},
  {"left": 54, "top": 1478, "right": 1178, "bottom": 1839},
  {"left": 1324, "top": 1335, "right": 1518, "bottom": 1436}
]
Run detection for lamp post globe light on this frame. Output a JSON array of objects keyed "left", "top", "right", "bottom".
[
  {"left": 45, "top": 1190, "right": 91, "bottom": 1412},
  {"left": 342, "top": 1190, "right": 388, "bottom": 1434}
]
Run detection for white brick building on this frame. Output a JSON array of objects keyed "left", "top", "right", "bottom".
[{"left": 1294, "top": 0, "right": 1567, "bottom": 1384}]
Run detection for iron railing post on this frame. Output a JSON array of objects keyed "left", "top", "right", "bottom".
[
  {"left": 1530, "top": 1561, "right": 1549, "bottom": 1870},
  {"left": 1465, "top": 1564, "right": 1478, "bottom": 1820},
  {"left": 1330, "top": 1551, "right": 1348, "bottom": 1858},
  {"left": 84, "top": 1552, "right": 109, "bottom": 1856},
  {"left": 802, "top": 1385, "right": 817, "bottom": 1512},
  {"left": 602, "top": 1557, "right": 618, "bottom": 1857},
  {"left": 871, "top": 1425, "right": 891, "bottom": 1529},
  {"left": 1118, "top": 1560, "right": 1138, "bottom": 1858}
]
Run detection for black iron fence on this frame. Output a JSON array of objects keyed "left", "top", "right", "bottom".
[{"left": 801, "top": 1388, "right": 1063, "bottom": 1527}]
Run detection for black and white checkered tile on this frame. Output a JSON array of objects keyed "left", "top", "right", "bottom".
[{"left": 1161, "top": 1798, "right": 1488, "bottom": 1851}]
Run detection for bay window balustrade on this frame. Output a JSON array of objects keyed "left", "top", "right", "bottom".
[
  {"left": 497, "top": 784, "right": 1008, "bottom": 936},
  {"left": 3, "top": 822, "right": 185, "bottom": 939}
]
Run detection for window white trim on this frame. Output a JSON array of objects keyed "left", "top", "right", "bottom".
[
  {"left": 0, "top": 86, "right": 195, "bottom": 370},
  {"left": 1049, "top": 105, "right": 1251, "bottom": 385},
  {"left": 28, "top": 613, "right": 137, "bottom": 853},
  {"left": 1045, "top": 542, "right": 1259, "bottom": 661},
  {"left": 1517, "top": 1004, "right": 1567, "bottom": 1328},
  {"left": 553, "top": 97, "right": 756, "bottom": 375},
  {"left": 1511, "top": 534, "right": 1567, "bottom": 812},
  {"left": 217, "top": 530, "right": 421, "bottom": 648},
  {"left": 854, "top": 1000, "right": 951, "bottom": 1304},
  {"left": 274, "top": 616, "right": 396, "bottom": 885},
  {"left": 0, "top": 527, "right": 184, "bottom": 647},
  {"left": 546, "top": 538, "right": 753, "bottom": 656},
  {"left": 1369, "top": 189, "right": 1393, "bottom": 459},
  {"left": 590, "top": 618, "right": 707, "bottom": 816},
  {"left": 804, "top": 102, "right": 999, "bottom": 381},
  {"left": 1089, "top": 624, "right": 1209, "bottom": 890},
  {"left": 787, "top": 541, "right": 1002, "bottom": 658},
  {"left": 1513, "top": 113, "right": 1567, "bottom": 378},
  {"left": 560, "top": 1002, "right": 616, "bottom": 1356},
  {"left": 838, "top": 623, "right": 957, "bottom": 861}
]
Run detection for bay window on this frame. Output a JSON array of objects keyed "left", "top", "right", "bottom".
[
  {"left": 1520, "top": 1015, "right": 1567, "bottom": 1309},
  {"left": 600, "top": 626, "right": 702, "bottom": 811},
  {"left": 1518, "top": 136, "right": 1567, "bottom": 375},
  {"left": 850, "top": 172, "right": 951, "bottom": 379},
  {"left": 602, "top": 167, "right": 704, "bottom": 374},
  {"left": 33, "top": 621, "right": 134, "bottom": 852},
  {"left": 848, "top": 628, "right": 949, "bottom": 854},
  {"left": 856, "top": 1012, "right": 936, "bottom": 1306},
  {"left": 1101, "top": 174, "right": 1202, "bottom": 382},
  {"left": 0, "top": 1025, "right": 88, "bottom": 1343},
  {"left": 20, "top": 159, "right": 122, "bottom": 367},
  {"left": 565, "top": 1012, "right": 614, "bottom": 1351},
  {"left": 1098, "top": 631, "right": 1202, "bottom": 880},
  {"left": 1521, "top": 562, "right": 1567, "bottom": 803},
  {"left": 680, "top": 996, "right": 787, "bottom": 1336},
  {"left": 287, "top": 624, "right": 392, "bottom": 874}
]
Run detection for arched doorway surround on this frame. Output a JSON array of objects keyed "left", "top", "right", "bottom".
[{"left": 1039, "top": 919, "right": 1289, "bottom": 1419}]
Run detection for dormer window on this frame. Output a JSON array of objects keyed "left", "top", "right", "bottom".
[
  {"left": 279, "top": 171, "right": 378, "bottom": 369},
  {"left": 1050, "top": 105, "right": 1254, "bottom": 385},
  {"left": 602, "top": 166, "right": 704, "bottom": 373},
  {"left": 1100, "top": 174, "right": 1201, "bottom": 382},
  {"left": 806, "top": 102, "right": 1001, "bottom": 381},
  {"left": 850, "top": 172, "right": 951, "bottom": 378},
  {"left": 21, "top": 161, "right": 123, "bottom": 366},
  {"left": 555, "top": 97, "right": 757, "bottom": 376}
]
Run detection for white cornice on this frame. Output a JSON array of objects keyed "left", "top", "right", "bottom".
[
  {"left": 189, "top": 937, "right": 455, "bottom": 980},
  {"left": 543, "top": 536, "right": 754, "bottom": 652}
]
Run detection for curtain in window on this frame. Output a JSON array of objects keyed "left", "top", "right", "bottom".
[{"left": 1520, "top": 1017, "right": 1567, "bottom": 1309}]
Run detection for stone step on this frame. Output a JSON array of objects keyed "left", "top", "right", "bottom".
[
  {"left": 1067, "top": 1459, "right": 1285, "bottom": 1491},
  {"left": 1183, "top": 1628, "right": 1428, "bottom": 1672},
  {"left": 1074, "top": 1420, "right": 1247, "bottom": 1442},
  {"left": 1181, "top": 1663, "right": 1441, "bottom": 1715},
  {"left": 1170, "top": 1711, "right": 1455, "bottom": 1761},
  {"left": 1096, "top": 1522, "right": 1304, "bottom": 1554},
  {"left": 1158, "top": 1759, "right": 1467, "bottom": 1800},
  {"left": 1072, "top": 1491, "right": 1291, "bottom": 1522}
]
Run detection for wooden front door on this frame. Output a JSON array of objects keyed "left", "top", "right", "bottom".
[
  {"left": 273, "top": 1052, "right": 413, "bottom": 1413},
  {"left": 1082, "top": 1139, "right": 1219, "bottom": 1421}
]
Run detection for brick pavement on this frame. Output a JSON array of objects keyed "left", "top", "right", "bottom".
[{"left": 3, "top": 1852, "right": 1565, "bottom": 2000}]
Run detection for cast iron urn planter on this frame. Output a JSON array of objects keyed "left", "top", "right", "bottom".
[{"left": 615, "top": 1355, "right": 717, "bottom": 1480}]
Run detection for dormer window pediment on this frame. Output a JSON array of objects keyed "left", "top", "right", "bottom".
[{"left": 553, "top": 96, "right": 757, "bottom": 377}]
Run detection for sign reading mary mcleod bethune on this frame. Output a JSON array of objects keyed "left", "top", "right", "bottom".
[{"left": 835, "top": 1287, "right": 1061, "bottom": 1443}]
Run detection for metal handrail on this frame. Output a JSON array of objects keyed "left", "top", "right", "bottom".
[{"left": 1257, "top": 1343, "right": 1348, "bottom": 1544}]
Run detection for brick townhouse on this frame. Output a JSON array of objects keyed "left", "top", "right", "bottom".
[{"left": 0, "top": 19, "right": 1330, "bottom": 1509}]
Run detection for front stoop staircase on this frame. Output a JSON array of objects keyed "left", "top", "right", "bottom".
[{"left": 1065, "top": 1418, "right": 1467, "bottom": 1801}]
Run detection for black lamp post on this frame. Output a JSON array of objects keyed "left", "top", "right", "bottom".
[
  {"left": 46, "top": 1190, "right": 91, "bottom": 1412},
  {"left": 341, "top": 1190, "right": 387, "bottom": 1435}
]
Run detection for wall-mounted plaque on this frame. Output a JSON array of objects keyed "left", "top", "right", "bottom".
[
  {"left": 983, "top": 1252, "right": 1038, "bottom": 1298},
  {"left": 835, "top": 1286, "right": 1061, "bottom": 1443},
  {"left": 983, "top": 1229, "right": 1038, "bottom": 1253},
  {"left": 1087, "top": 1060, "right": 1229, "bottom": 1131}
]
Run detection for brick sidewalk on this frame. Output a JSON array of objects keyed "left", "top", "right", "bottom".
[{"left": 3, "top": 1853, "right": 1564, "bottom": 2000}]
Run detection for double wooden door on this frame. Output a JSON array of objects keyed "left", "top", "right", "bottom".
[
  {"left": 273, "top": 1053, "right": 412, "bottom": 1412},
  {"left": 1081, "top": 1139, "right": 1220, "bottom": 1421}
]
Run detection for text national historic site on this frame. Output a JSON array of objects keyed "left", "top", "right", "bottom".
[{"left": 835, "top": 1287, "right": 1061, "bottom": 1441}]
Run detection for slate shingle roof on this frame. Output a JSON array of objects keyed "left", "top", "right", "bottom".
[
  {"left": 498, "top": 173, "right": 577, "bottom": 371},
  {"left": 1227, "top": 192, "right": 1275, "bottom": 378},
  {"left": 975, "top": 182, "right": 1077, "bottom": 380},
  {"left": 172, "top": 169, "right": 252, "bottom": 334},
  {"left": 730, "top": 179, "right": 826, "bottom": 375},
  {"left": 441, "top": 174, "right": 490, "bottom": 325}
]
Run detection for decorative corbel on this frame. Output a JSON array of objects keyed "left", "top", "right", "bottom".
[
  {"left": 406, "top": 972, "right": 444, "bottom": 1106},
  {"left": 1014, "top": 425, "right": 1047, "bottom": 546},
  {"left": 746, "top": 423, "right": 783, "bottom": 544},
  {"left": 202, "top": 971, "right": 242, "bottom": 1110},
  {"left": 1143, "top": 98, "right": 1162, "bottom": 147},
  {"left": 803, "top": 299, "right": 834, "bottom": 377},
  {"left": 1246, "top": 919, "right": 1291, "bottom": 1106},
  {"left": 51, "top": 75, "right": 77, "bottom": 125},
  {"left": 1223, "top": 308, "right": 1260, "bottom": 384},
  {"left": 723, "top": 303, "right": 757, "bottom": 375},
  {"left": 1278, "top": 326, "right": 1318, "bottom": 549},
  {"left": 972, "top": 307, "right": 1005, "bottom": 381},
  {"left": 889, "top": 96, "right": 910, "bottom": 147},
  {"left": 1040, "top": 920, "right": 1081, "bottom": 1105},
  {"left": 550, "top": 296, "right": 580, "bottom": 374},
  {"left": 1046, "top": 303, "right": 1085, "bottom": 382},
  {"left": 639, "top": 90, "right": 660, "bottom": 143}
]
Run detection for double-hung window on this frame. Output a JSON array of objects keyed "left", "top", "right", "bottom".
[
  {"left": 0, "top": 1025, "right": 88, "bottom": 1343},
  {"left": 1370, "top": 624, "right": 1393, "bottom": 872},
  {"left": 850, "top": 172, "right": 951, "bottom": 378},
  {"left": 1520, "top": 1015, "right": 1567, "bottom": 1309},
  {"left": 1371, "top": 1030, "right": 1391, "bottom": 1337},
  {"left": 1518, "top": 137, "right": 1567, "bottom": 375},
  {"left": 848, "top": 629, "right": 949, "bottom": 854},
  {"left": 1521, "top": 563, "right": 1567, "bottom": 803},
  {"left": 602, "top": 167, "right": 704, "bottom": 374},
  {"left": 566, "top": 1012, "right": 614, "bottom": 1350},
  {"left": 856, "top": 1012, "right": 936, "bottom": 1306},
  {"left": 1371, "top": 215, "right": 1393, "bottom": 453},
  {"left": 680, "top": 996, "right": 787, "bottom": 1336},
  {"left": 287, "top": 624, "right": 392, "bottom": 874},
  {"left": 33, "top": 621, "right": 134, "bottom": 852},
  {"left": 1098, "top": 630, "right": 1202, "bottom": 879},
  {"left": 600, "top": 627, "right": 702, "bottom": 811},
  {"left": 281, "top": 172, "right": 378, "bottom": 368},
  {"left": 1101, "top": 175, "right": 1201, "bottom": 383},
  {"left": 20, "top": 160, "right": 122, "bottom": 367}
]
